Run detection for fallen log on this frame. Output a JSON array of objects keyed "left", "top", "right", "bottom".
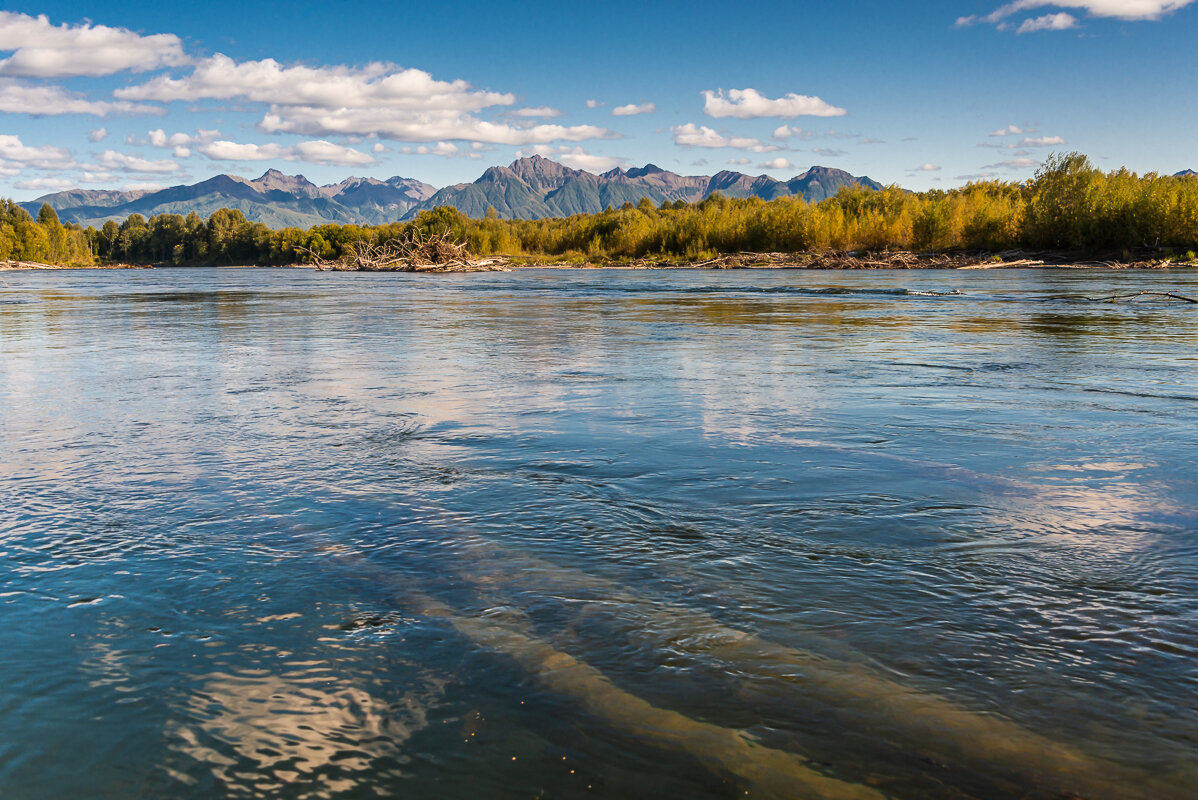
[{"left": 1085, "top": 290, "right": 1198, "bottom": 303}]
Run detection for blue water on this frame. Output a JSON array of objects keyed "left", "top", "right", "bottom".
[{"left": 2, "top": 267, "right": 1196, "bottom": 799}]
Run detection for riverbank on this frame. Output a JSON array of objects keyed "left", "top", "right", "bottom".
[
  {"left": 522, "top": 250, "right": 1198, "bottom": 271},
  {"left": 1, "top": 260, "right": 153, "bottom": 271},
  {"left": 6, "top": 252, "right": 1197, "bottom": 273}
]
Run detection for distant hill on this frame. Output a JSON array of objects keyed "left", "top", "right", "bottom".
[
  {"left": 25, "top": 157, "right": 882, "bottom": 227},
  {"left": 1177, "top": 169, "right": 1197, "bottom": 177}
]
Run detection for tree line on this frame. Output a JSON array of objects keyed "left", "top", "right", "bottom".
[{"left": 4, "top": 153, "right": 1196, "bottom": 268}]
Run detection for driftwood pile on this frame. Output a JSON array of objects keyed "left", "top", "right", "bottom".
[{"left": 305, "top": 230, "right": 510, "bottom": 273}]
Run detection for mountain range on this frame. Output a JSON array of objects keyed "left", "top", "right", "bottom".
[{"left": 24, "top": 156, "right": 882, "bottom": 228}]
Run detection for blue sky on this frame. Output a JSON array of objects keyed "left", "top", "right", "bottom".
[{"left": 1, "top": 1, "right": 1195, "bottom": 201}]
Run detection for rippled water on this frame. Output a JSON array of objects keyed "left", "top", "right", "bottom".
[{"left": 2, "top": 267, "right": 1196, "bottom": 799}]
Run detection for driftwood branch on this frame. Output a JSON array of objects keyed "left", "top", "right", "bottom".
[
  {"left": 304, "top": 229, "right": 510, "bottom": 273},
  {"left": 1084, "top": 290, "right": 1198, "bottom": 304}
]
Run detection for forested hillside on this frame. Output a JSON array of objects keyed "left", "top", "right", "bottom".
[{"left": 5, "top": 155, "right": 1196, "bottom": 268}]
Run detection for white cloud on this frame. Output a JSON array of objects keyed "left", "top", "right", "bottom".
[
  {"left": 989, "top": 124, "right": 1026, "bottom": 136},
  {"left": 812, "top": 147, "right": 847, "bottom": 158},
  {"left": 517, "top": 145, "right": 629, "bottom": 173},
  {"left": 258, "top": 107, "right": 611, "bottom": 145},
  {"left": 758, "top": 157, "right": 794, "bottom": 170},
  {"left": 982, "top": 157, "right": 1041, "bottom": 169},
  {"left": 772, "top": 124, "right": 811, "bottom": 140},
  {"left": 97, "top": 150, "right": 182, "bottom": 173},
  {"left": 586, "top": 99, "right": 602, "bottom": 108},
  {"left": 122, "top": 182, "right": 167, "bottom": 192},
  {"left": 0, "top": 134, "right": 75, "bottom": 169},
  {"left": 1018, "top": 12, "right": 1079, "bottom": 30},
  {"left": 118, "top": 54, "right": 507, "bottom": 109},
  {"left": 0, "top": 79, "right": 162, "bottom": 116},
  {"left": 958, "top": 1, "right": 1194, "bottom": 30},
  {"left": 399, "top": 142, "right": 462, "bottom": 157},
  {"left": 117, "top": 53, "right": 612, "bottom": 146},
  {"left": 859, "top": 137, "right": 885, "bottom": 144},
  {"left": 140, "top": 128, "right": 220, "bottom": 158},
  {"left": 727, "top": 157, "right": 751, "bottom": 165},
  {"left": 89, "top": 127, "right": 108, "bottom": 142},
  {"left": 1019, "top": 135, "right": 1066, "bottom": 146},
  {"left": 702, "top": 88, "right": 846, "bottom": 119},
  {"left": 512, "top": 106, "right": 562, "bottom": 118},
  {"left": 612, "top": 102, "right": 656, "bottom": 116},
  {"left": 371, "top": 142, "right": 388, "bottom": 153},
  {"left": 0, "top": 12, "right": 188, "bottom": 78},
  {"left": 13, "top": 177, "right": 76, "bottom": 191},
  {"left": 915, "top": 163, "right": 942, "bottom": 171},
  {"left": 670, "top": 123, "right": 779, "bottom": 152},
  {"left": 196, "top": 138, "right": 375, "bottom": 166}
]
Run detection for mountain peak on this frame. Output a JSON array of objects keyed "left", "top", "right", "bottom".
[
  {"left": 251, "top": 169, "right": 319, "bottom": 195},
  {"left": 626, "top": 163, "right": 667, "bottom": 179},
  {"left": 506, "top": 155, "right": 581, "bottom": 192}
]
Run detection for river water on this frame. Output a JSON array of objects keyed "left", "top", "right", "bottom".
[{"left": 1, "top": 267, "right": 1196, "bottom": 799}]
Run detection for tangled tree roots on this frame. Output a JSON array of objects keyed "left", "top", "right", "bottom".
[{"left": 304, "top": 229, "right": 510, "bottom": 273}]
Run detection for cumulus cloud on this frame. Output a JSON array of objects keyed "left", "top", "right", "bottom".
[
  {"left": 512, "top": 106, "right": 562, "bottom": 118},
  {"left": 0, "top": 12, "right": 188, "bottom": 78},
  {"left": 0, "top": 79, "right": 162, "bottom": 116},
  {"left": 371, "top": 142, "right": 388, "bottom": 153},
  {"left": 97, "top": 150, "right": 182, "bottom": 173},
  {"left": 13, "top": 177, "right": 76, "bottom": 191},
  {"left": 1020, "top": 135, "right": 1066, "bottom": 146},
  {"left": 772, "top": 124, "right": 812, "bottom": 140},
  {"left": 89, "top": 128, "right": 108, "bottom": 142},
  {"left": 1018, "top": 12, "right": 1079, "bottom": 30},
  {"left": 517, "top": 145, "right": 629, "bottom": 173},
  {"left": 671, "top": 123, "right": 779, "bottom": 152},
  {"left": 727, "top": 157, "right": 752, "bottom": 165},
  {"left": 196, "top": 138, "right": 375, "bottom": 166},
  {"left": 982, "top": 157, "right": 1041, "bottom": 169},
  {"left": 989, "top": 124, "right": 1026, "bottom": 136},
  {"left": 143, "top": 127, "right": 220, "bottom": 157},
  {"left": 915, "top": 163, "right": 942, "bottom": 171},
  {"left": 117, "top": 54, "right": 613, "bottom": 146},
  {"left": 758, "top": 157, "right": 794, "bottom": 170},
  {"left": 957, "top": 1, "right": 1194, "bottom": 31},
  {"left": 702, "top": 88, "right": 846, "bottom": 119},
  {"left": 0, "top": 134, "right": 76, "bottom": 169},
  {"left": 399, "top": 142, "right": 463, "bottom": 157},
  {"left": 257, "top": 107, "right": 611, "bottom": 145},
  {"left": 612, "top": 102, "right": 656, "bottom": 116},
  {"left": 586, "top": 99, "right": 603, "bottom": 108},
  {"left": 119, "top": 54, "right": 506, "bottom": 109}
]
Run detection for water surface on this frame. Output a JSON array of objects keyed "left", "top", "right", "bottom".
[{"left": 2, "top": 267, "right": 1196, "bottom": 799}]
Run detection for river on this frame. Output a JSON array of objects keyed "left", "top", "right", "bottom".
[{"left": 2, "top": 267, "right": 1196, "bottom": 799}]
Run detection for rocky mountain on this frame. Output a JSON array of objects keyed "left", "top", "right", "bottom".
[
  {"left": 25, "top": 157, "right": 881, "bottom": 227},
  {"left": 407, "top": 156, "right": 882, "bottom": 220},
  {"left": 1176, "top": 169, "right": 1196, "bottom": 177},
  {"left": 26, "top": 169, "right": 437, "bottom": 228}
]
